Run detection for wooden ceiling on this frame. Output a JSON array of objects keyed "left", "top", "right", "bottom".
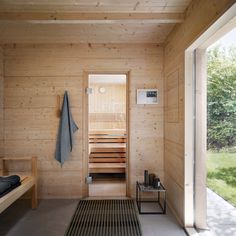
[{"left": 0, "top": 0, "right": 192, "bottom": 44}]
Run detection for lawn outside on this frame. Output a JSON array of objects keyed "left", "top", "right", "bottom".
[{"left": 207, "top": 150, "right": 236, "bottom": 207}]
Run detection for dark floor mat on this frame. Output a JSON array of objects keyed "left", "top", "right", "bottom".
[{"left": 65, "top": 199, "right": 142, "bottom": 236}]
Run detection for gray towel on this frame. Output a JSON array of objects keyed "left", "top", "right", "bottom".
[{"left": 55, "top": 91, "right": 79, "bottom": 166}]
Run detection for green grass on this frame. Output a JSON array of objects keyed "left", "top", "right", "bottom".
[{"left": 207, "top": 151, "right": 236, "bottom": 206}]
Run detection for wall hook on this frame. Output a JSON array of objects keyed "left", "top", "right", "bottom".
[{"left": 56, "top": 95, "right": 61, "bottom": 117}]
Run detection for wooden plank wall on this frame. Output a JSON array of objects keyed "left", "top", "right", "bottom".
[
  {"left": 164, "top": 0, "right": 234, "bottom": 226},
  {"left": 0, "top": 47, "right": 3, "bottom": 157},
  {"left": 3, "top": 43, "right": 164, "bottom": 198},
  {"left": 89, "top": 82, "right": 126, "bottom": 130}
]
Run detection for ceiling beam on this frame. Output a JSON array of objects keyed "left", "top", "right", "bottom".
[{"left": 0, "top": 12, "right": 184, "bottom": 23}]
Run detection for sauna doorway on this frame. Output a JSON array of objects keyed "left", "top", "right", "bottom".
[{"left": 87, "top": 74, "right": 128, "bottom": 197}]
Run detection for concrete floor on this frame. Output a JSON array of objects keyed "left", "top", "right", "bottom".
[
  {"left": 207, "top": 188, "right": 236, "bottom": 236},
  {"left": 199, "top": 188, "right": 236, "bottom": 236},
  {"left": 0, "top": 199, "right": 186, "bottom": 236}
]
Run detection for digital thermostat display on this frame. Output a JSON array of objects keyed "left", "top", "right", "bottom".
[
  {"left": 137, "top": 89, "right": 158, "bottom": 104},
  {"left": 147, "top": 91, "right": 157, "bottom": 97}
]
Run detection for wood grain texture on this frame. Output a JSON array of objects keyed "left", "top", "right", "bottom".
[
  {"left": 164, "top": 0, "right": 234, "bottom": 226},
  {"left": 0, "top": 1, "right": 192, "bottom": 13},
  {"left": 89, "top": 181, "right": 126, "bottom": 197},
  {"left": 0, "top": 1, "right": 190, "bottom": 44},
  {"left": 0, "top": 157, "right": 38, "bottom": 213},
  {"left": 89, "top": 83, "right": 126, "bottom": 130},
  {"left": 0, "top": 22, "right": 175, "bottom": 44},
  {"left": 166, "top": 69, "right": 179, "bottom": 123},
  {"left": 0, "top": 47, "right": 3, "bottom": 157},
  {"left": 3, "top": 43, "right": 164, "bottom": 198},
  {"left": 89, "top": 131, "right": 127, "bottom": 175},
  {"left": 0, "top": 176, "right": 35, "bottom": 213},
  {"left": 89, "top": 163, "right": 126, "bottom": 173},
  {"left": 0, "top": 12, "right": 184, "bottom": 23}
]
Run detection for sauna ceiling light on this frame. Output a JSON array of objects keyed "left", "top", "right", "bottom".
[{"left": 99, "top": 87, "right": 106, "bottom": 94}]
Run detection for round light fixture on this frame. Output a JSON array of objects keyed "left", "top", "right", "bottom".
[{"left": 99, "top": 87, "right": 106, "bottom": 94}]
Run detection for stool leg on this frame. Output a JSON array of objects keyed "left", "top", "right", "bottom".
[
  {"left": 164, "top": 192, "right": 166, "bottom": 214},
  {"left": 31, "top": 185, "right": 38, "bottom": 209}
]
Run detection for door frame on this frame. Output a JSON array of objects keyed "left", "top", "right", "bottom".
[
  {"left": 184, "top": 3, "right": 236, "bottom": 231},
  {"left": 82, "top": 70, "right": 131, "bottom": 197}
]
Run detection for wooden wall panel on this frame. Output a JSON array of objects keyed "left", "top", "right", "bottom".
[
  {"left": 89, "top": 83, "right": 126, "bottom": 130},
  {"left": 166, "top": 70, "right": 179, "bottom": 123},
  {"left": 164, "top": 0, "right": 234, "bottom": 226},
  {"left": 0, "top": 22, "right": 175, "bottom": 44},
  {"left": 3, "top": 43, "right": 164, "bottom": 198},
  {"left": 89, "top": 83, "right": 126, "bottom": 113},
  {"left": 0, "top": 47, "right": 3, "bottom": 157}
]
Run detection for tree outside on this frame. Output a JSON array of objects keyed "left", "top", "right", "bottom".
[
  {"left": 207, "top": 45, "right": 236, "bottom": 151},
  {"left": 207, "top": 43, "right": 236, "bottom": 206}
]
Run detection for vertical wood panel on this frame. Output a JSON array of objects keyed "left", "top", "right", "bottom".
[
  {"left": 195, "top": 48, "right": 207, "bottom": 228},
  {"left": 166, "top": 70, "right": 179, "bottom": 123},
  {"left": 164, "top": 0, "right": 234, "bottom": 226},
  {"left": 3, "top": 43, "right": 164, "bottom": 199},
  {"left": 0, "top": 47, "right": 4, "bottom": 157}
]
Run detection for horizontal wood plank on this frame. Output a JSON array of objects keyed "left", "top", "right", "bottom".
[
  {"left": 89, "top": 163, "right": 126, "bottom": 173},
  {"left": 89, "top": 153, "right": 126, "bottom": 158},
  {"left": 89, "top": 158, "right": 126, "bottom": 163},
  {"left": 90, "top": 148, "right": 126, "bottom": 153},
  {"left": 0, "top": 1, "right": 191, "bottom": 13},
  {"left": 89, "top": 138, "right": 126, "bottom": 143},
  {"left": 0, "top": 176, "right": 35, "bottom": 214},
  {"left": 0, "top": 12, "right": 184, "bottom": 23}
]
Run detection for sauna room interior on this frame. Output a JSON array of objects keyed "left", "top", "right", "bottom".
[
  {"left": 0, "top": 0, "right": 235, "bottom": 235},
  {"left": 88, "top": 74, "right": 127, "bottom": 197}
]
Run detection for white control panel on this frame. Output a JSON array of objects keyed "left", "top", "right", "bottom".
[{"left": 137, "top": 89, "right": 158, "bottom": 104}]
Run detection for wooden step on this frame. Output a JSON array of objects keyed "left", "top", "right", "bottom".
[
  {"left": 91, "top": 148, "right": 126, "bottom": 153},
  {"left": 90, "top": 143, "right": 126, "bottom": 148},
  {"left": 89, "top": 135, "right": 126, "bottom": 139},
  {"left": 90, "top": 143, "right": 126, "bottom": 153},
  {"left": 88, "top": 130, "right": 127, "bottom": 174},
  {"left": 89, "top": 163, "right": 126, "bottom": 173},
  {"left": 89, "top": 158, "right": 126, "bottom": 163},
  {"left": 89, "top": 129, "right": 126, "bottom": 135},
  {"left": 89, "top": 153, "right": 126, "bottom": 158},
  {"left": 89, "top": 138, "right": 126, "bottom": 143}
]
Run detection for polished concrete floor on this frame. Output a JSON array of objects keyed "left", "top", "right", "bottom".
[
  {"left": 199, "top": 188, "right": 236, "bottom": 236},
  {"left": 0, "top": 199, "right": 186, "bottom": 236},
  {"left": 197, "top": 188, "right": 236, "bottom": 236}
]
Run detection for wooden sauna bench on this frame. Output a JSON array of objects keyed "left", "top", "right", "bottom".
[
  {"left": 89, "top": 130, "right": 126, "bottom": 174},
  {"left": 0, "top": 157, "right": 37, "bottom": 214}
]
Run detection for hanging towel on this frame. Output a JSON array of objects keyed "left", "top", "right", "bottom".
[{"left": 55, "top": 91, "right": 79, "bottom": 166}]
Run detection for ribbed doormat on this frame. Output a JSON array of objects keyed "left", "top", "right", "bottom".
[{"left": 65, "top": 199, "right": 143, "bottom": 236}]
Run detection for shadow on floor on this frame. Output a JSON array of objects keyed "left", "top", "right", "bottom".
[
  {"left": 0, "top": 199, "right": 186, "bottom": 236},
  {"left": 0, "top": 199, "right": 78, "bottom": 236}
]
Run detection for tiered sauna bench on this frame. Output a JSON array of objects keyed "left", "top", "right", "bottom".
[{"left": 89, "top": 130, "right": 126, "bottom": 174}]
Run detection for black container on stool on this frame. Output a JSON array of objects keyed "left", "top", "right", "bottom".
[
  {"left": 153, "top": 177, "right": 161, "bottom": 189},
  {"left": 144, "top": 170, "right": 149, "bottom": 186},
  {"left": 149, "top": 174, "right": 155, "bottom": 186}
]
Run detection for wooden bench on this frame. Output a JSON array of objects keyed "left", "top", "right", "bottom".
[
  {"left": 0, "top": 157, "right": 38, "bottom": 214},
  {"left": 89, "top": 130, "right": 126, "bottom": 174}
]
